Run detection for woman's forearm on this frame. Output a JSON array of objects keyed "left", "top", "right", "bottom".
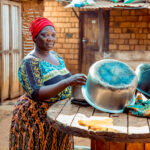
[
  {"left": 36, "top": 73, "right": 87, "bottom": 101},
  {"left": 36, "top": 79, "right": 69, "bottom": 101}
]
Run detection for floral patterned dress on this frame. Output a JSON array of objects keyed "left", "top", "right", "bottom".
[{"left": 9, "top": 51, "right": 73, "bottom": 150}]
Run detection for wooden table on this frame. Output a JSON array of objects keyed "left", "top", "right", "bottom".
[{"left": 47, "top": 98, "right": 150, "bottom": 150}]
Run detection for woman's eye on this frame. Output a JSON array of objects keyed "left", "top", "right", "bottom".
[
  {"left": 52, "top": 34, "right": 56, "bottom": 38},
  {"left": 41, "top": 33, "right": 47, "bottom": 37},
  {"left": 40, "top": 33, "right": 56, "bottom": 38}
]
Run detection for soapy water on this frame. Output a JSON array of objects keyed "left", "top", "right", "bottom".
[{"left": 98, "top": 62, "right": 135, "bottom": 86}]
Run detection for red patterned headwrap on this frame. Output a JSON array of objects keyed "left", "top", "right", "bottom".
[{"left": 29, "top": 17, "right": 55, "bottom": 41}]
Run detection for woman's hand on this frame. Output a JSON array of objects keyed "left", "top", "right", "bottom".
[{"left": 66, "top": 74, "right": 87, "bottom": 86}]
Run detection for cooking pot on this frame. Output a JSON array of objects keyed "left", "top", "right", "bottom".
[
  {"left": 135, "top": 63, "right": 150, "bottom": 98},
  {"left": 82, "top": 59, "right": 138, "bottom": 113}
]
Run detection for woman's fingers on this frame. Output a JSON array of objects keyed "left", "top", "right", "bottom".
[{"left": 67, "top": 73, "right": 87, "bottom": 86}]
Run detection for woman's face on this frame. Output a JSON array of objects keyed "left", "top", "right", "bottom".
[{"left": 34, "top": 26, "right": 56, "bottom": 51}]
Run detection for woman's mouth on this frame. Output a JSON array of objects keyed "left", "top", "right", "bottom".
[{"left": 47, "top": 43, "right": 54, "bottom": 47}]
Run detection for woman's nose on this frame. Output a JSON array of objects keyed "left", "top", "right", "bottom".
[{"left": 47, "top": 35, "right": 55, "bottom": 41}]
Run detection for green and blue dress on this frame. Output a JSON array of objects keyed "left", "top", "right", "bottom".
[{"left": 9, "top": 51, "right": 73, "bottom": 150}]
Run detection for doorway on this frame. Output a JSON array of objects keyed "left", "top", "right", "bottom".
[
  {"left": 0, "top": 0, "right": 22, "bottom": 102},
  {"left": 80, "top": 10, "right": 109, "bottom": 75}
]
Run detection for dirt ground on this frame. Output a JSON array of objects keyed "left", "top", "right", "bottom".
[{"left": 0, "top": 98, "right": 90, "bottom": 150}]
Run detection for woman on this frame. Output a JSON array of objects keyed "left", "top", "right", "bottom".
[{"left": 9, "top": 17, "right": 87, "bottom": 150}]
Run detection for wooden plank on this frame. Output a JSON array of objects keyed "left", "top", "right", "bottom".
[
  {"left": 56, "top": 100, "right": 79, "bottom": 126},
  {"left": 109, "top": 113, "right": 127, "bottom": 150},
  {"left": 99, "top": 9, "right": 105, "bottom": 53},
  {"left": 110, "top": 113, "right": 127, "bottom": 134},
  {"left": 0, "top": 1, "right": 2, "bottom": 103},
  {"left": 145, "top": 119, "right": 150, "bottom": 150},
  {"left": 127, "top": 115, "right": 149, "bottom": 147},
  {"left": 145, "top": 143, "right": 150, "bottom": 150},
  {"left": 71, "top": 105, "right": 94, "bottom": 130},
  {"left": 128, "top": 115, "right": 149, "bottom": 135},
  {"left": 93, "top": 109, "right": 109, "bottom": 117},
  {"left": 47, "top": 99, "right": 68, "bottom": 120},
  {"left": 10, "top": 4, "right": 21, "bottom": 99},
  {"left": 91, "top": 110, "right": 110, "bottom": 149},
  {"left": 0, "top": 4, "right": 10, "bottom": 101},
  {"left": 81, "top": 12, "right": 99, "bottom": 74},
  {"left": 109, "top": 142, "right": 125, "bottom": 150},
  {"left": 126, "top": 143, "right": 145, "bottom": 150},
  {"left": 91, "top": 140, "right": 109, "bottom": 150}
]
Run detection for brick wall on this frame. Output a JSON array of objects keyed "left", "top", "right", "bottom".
[
  {"left": 22, "top": 0, "right": 44, "bottom": 56},
  {"left": 109, "top": 9, "right": 150, "bottom": 51},
  {"left": 22, "top": 1, "right": 150, "bottom": 73},
  {"left": 22, "top": 0, "right": 80, "bottom": 74},
  {"left": 43, "top": 0, "right": 80, "bottom": 74}
]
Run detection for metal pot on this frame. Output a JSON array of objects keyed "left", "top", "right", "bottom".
[{"left": 82, "top": 59, "right": 138, "bottom": 113}]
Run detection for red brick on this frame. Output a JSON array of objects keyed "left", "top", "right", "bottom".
[
  {"left": 69, "top": 28, "right": 79, "bottom": 33},
  {"left": 126, "top": 16, "right": 139, "bottom": 22},
  {"left": 110, "top": 34, "right": 120, "bottom": 39},
  {"left": 120, "top": 34, "right": 130, "bottom": 39},
  {"left": 110, "top": 10, "right": 122, "bottom": 16},
  {"left": 70, "top": 60, "right": 78, "bottom": 65},
  {"left": 143, "top": 28, "right": 150, "bottom": 33},
  {"left": 110, "top": 16, "right": 114, "bottom": 21},
  {"left": 139, "top": 40, "right": 144, "bottom": 45},
  {"left": 56, "top": 7, "right": 65, "bottom": 12},
  {"left": 131, "top": 34, "right": 136, "bottom": 39},
  {"left": 114, "top": 28, "right": 122, "bottom": 33},
  {"left": 136, "top": 22, "right": 148, "bottom": 28},
  {"left": 68, "top": 39, "right": 79, "bottom": 44},
  {"left": 63, "top": 44, "right": 72, "bottom": 49},
  {"left": 73, "top": 54, "right": 78, "bottom": 59},
  {"left": 115, "top": 39, "right": 125, "bottom": 44},
  {"left": 120, "top": 22, "right": 132, "bottom": 28},
  {"left": 69, "top": 49, "right": 78, "bottom": 54},
  {"left": 109, "top": 28, "right": 114, "bottom": 33},
  {"left": 65, "top": 54, "right": 74, "bottom": 59},
  {"left": 130, "top": 10, "right": 135, "bottom": 16},
  {"left": 119, "top": 45, "right": 130, "bottom": 50},
  {"left": 135, "top": 9, "right": 148, "bottom": 16},
  {"left": 129, "top": 39, "right": 138, "bottom": 45},
  {"left": 115, "top": 17, "right": 127, "bottom": 22},
  {"left": 122, "top": 28, "right": 138, "bottom": 33},
  {"left": 144, "top": 40, "right": 150, "bottom": 45},
  {"left": 124, "top": 39, "right": 129, "bottom": 44},
  {"left": 135, "top": 45, "right": 146, "bottom": 50},
  {"left": 135, "top": 34, "right": 147, "bottom": 39},
  {"left": 147, "top": 46, "right": 150, "bottom": 50},
  {"left": 130, "top": 45, "right": 135, "bottom": 50},
  {"left": 122, "top": 10, "right": 130, "bottom": 16},
  {"left": 109, "top": 44, "right": 117, "bottom": 50},
  {"left": 57, "top": 39, "right": 65, "bottom": 43},
  {"left": 55, "top": 43, "right": 62, "bottom": 48},
  {"left": 140, "top": 16, "right": 150, "bottom": 22}
]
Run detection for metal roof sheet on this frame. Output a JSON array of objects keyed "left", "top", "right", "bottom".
[{"left": 65, "top": 0, "right": 150, "bottom": 9}]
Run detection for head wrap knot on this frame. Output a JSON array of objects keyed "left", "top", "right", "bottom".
[{"left": 29, "top": 17, "right": 55, "bottom": 41}]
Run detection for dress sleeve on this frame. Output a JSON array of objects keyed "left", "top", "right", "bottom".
[{"left": 18, "top": 58, "right": 43, "bottom": 100}]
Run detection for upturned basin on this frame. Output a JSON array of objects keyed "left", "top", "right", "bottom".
[{"left": 82, "top": 59, "right": 138, "bottom": 113}]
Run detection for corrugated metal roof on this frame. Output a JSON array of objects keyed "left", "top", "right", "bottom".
[{"left": 65, "top": 0, "right": 150, "bottom": 9}]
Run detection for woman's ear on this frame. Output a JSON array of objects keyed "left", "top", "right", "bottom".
[{"left": 33, "top": 38, "right": 36, "bottom": 42}]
